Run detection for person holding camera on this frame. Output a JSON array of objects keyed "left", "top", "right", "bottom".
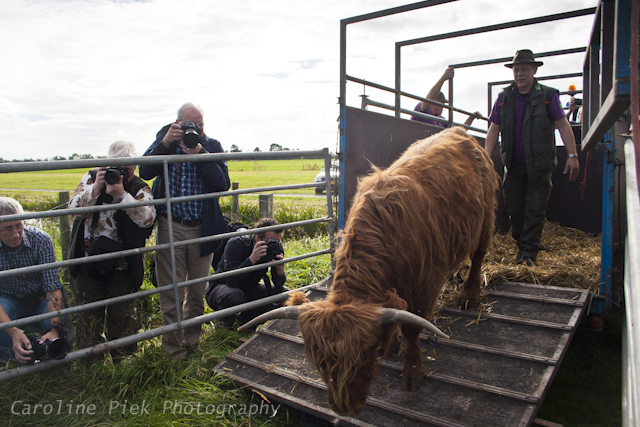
[
  {"left": 0, "top": 197, "right": 66, "bottom": 364},
  {"left": 140, "top": 102, "right": 230, "bottom": 360},
  {"left": 205, "top": 218, "right": 287, "bottom": 330},
  {"left": 69, "top": 140, "right": 155, "bottom": 360}
]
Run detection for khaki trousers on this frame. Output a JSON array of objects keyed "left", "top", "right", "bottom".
[{"left": 156, "top": 215, "right": 212, "bottom": 359}]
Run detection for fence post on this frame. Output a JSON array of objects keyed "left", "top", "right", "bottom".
[
  {"left": 231, "top": 182, "right": 239, "bottom": 218},
  {"left": 259, "top": 194, "right": 273, "bottom": 218},
  {"left": 58, "top": 191, "right": 71, "bottom": 283}
]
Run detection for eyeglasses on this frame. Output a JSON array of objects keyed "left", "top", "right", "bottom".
[{"left": 0, "top": 222, "right": 24, "bottom": 234}]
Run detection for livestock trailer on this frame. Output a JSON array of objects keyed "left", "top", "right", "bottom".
[{"left": 217, "top": 1, "right": 639, "bottom": 426}]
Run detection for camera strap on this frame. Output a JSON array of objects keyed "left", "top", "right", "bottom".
[{"left": 263, "top": 273, "right": 273, "bottom": 296}]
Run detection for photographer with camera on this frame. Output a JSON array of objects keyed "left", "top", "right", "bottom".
[
  {"left": 69, "top": 140, "right": 155, "bottom": 360},
  {"left": 206, "top": 218, "right": 287, "bottom": 330},
  {"left": 140, "top": 102, "right": 230, "bottom": 360},
  {"left": 0, "top": 197, "right": 66, "bottom": 365}
]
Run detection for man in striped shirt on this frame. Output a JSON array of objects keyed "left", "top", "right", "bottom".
[{"left": 141, "top": 102, "right": 230, "bottom": 360}]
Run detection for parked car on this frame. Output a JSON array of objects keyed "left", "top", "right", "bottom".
[{"left": 314, "top": 164, "right": 340, "bottom": 194}]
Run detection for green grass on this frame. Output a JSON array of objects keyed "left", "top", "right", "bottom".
[
  {"left": 0, "top": 169, "right": 87, "bottom": 191},
  {"left": 0, "top": 159, "right": 324, "bottom": 193}
]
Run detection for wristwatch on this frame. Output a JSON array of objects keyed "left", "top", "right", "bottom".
[{"left": 568, "top": 154, "right": 578, "bottom": 158}]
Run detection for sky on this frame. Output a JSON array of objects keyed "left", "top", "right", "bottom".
[{"left": 0, "top": 0, "right": 598, "bottom": 161}]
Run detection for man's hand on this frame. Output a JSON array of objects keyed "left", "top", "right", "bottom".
[
  {"left": 162, "top": 123, "right": 183, "bottom": 147},
  {"left": 564, "top": 157, "right": 580, "bottom": 181},
  {"left": 249, "top": 240, "right": 269, "bottom": 265},
  {"left": 273, "top": 253, "right": 285, "bottom": 276},
  {"left": 178, "top": 140, "right": 203, "bottom": 155},
  {"left": 12, "top": 331, "right": 33, "bottom": 364},
  {"left": 39, "top": 327, "right": 60, "bottom": 344}
]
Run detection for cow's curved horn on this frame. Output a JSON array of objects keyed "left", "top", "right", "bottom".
[
  {"left": 237, "top": 306, "right": 301, "bottom": 332},
  {"left": 378, "top": 308, "right": 449, "bottom": 339}
]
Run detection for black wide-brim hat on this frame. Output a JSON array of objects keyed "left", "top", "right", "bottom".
[{"left": 505, "top": 49, "right": 544, "bottom": 68}]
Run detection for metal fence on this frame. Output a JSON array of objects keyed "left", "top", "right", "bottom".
[{"left": 0, "top": 149, "right": 336, "bottom": 380}]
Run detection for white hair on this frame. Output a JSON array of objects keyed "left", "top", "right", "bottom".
[
  {"left": 177, "top": 102, "right": 204, "bottom": 120},
  {"left": 0, "top": 197, "right": 24, "bottom": 217},
  {"left": 108, "top": 140, "right": 138, "bottom": 158}
]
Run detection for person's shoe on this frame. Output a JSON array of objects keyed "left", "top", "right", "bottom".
[{"left": 517, "top": 255, "right": 535, "bottom": 266}]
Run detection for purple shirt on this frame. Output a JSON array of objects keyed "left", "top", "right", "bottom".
[
  {"left": 410, "top": 103, "right": 446, "bottom": 128},
  {"left": 489, "top": 86, "right": 565, "bottom": 164}
]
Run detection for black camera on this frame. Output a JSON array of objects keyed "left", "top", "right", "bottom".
[
  {"left": 27, "top": 336, "right": 67, "bottom": 363},
  {"left": 260, "top": 237, "right": 284, "bottom": 263},
  {"left": 180, "top": 121, "right": 201, "bottom": 149},
  {"left": 104, "top": 166, "right": 126, "bottom": 185}
]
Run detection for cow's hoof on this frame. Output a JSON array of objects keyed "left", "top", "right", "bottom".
[
  {"left": 456, "top": 296, "right": 480, "bottom": 310},
  {"left": 402, "top": 373, "right": 424, "bottom": 391}
]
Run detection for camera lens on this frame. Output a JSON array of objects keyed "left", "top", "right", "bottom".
[
  {"left": 104, "top": 167, "right": 123, "bottom": 185},
  {"left": 183, "top": 130, "right": 200, "bottom": 149},
  {"left": 46, "top": 338, "right": 67, "bottom": 360}
]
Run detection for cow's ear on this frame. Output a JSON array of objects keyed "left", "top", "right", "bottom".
[
  {"left": 383, "top": 289, "right": 408, "bottom": 311},
  {"left": 286, "top": 290, "right": 310, "bottom": 306}
]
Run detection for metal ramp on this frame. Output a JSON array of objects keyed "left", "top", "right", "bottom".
[{"left": 215, "top": 276, "right": 589, "bottom": 427}]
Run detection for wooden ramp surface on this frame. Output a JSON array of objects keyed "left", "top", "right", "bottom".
[{"left": 215, "top": 276, "right": 589, "bottom": 427}]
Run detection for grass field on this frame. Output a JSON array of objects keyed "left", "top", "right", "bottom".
[{"left": 0, "top": 159, "right": 325, "bottom": 194}]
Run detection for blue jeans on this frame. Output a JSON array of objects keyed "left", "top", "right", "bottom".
[{"left": 0, "top": 295, "right": 52, "bottom": 362}]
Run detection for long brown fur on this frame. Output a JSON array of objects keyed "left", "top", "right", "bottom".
[{"left": 288, "top": 127, "right": 499, "bottom": 415}]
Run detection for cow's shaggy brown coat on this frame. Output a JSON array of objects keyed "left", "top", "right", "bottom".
[{"left": 287, "top": 127, "right": 500, "bottom": 415}]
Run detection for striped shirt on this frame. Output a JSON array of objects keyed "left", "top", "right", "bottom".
[
  {"left": 158, "top": 144, "right": 204, "bottom": 220},
  {"left": 0, "top": 226, "right": 62, "bottom": 298}
]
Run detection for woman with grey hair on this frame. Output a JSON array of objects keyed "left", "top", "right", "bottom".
[{"left": 68, "top": 140, "right": 156, "bottom": 360}]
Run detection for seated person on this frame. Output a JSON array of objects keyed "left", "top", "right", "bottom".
[
  {"left": 0, "top": 197, "right": 65, "bottom": 364},
  {"left": 206, "top": 218, "right": 288, "bottom": 329}
]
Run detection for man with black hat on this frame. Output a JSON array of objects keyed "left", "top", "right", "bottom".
[
  {"left": 411, "top": 67, "right": 482, "bottom": 128},
  {"left": 485, "top": 49, "right": 580, "bottom": 266}
]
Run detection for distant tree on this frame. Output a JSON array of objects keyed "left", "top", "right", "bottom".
[
  {"left": 80, "top": 154, "right": 94, "bottom": 159},
  {"left": 68, "top": 153, "right": 79, "bottom": 160},
  {"left": 51, "top": 155, "right": 66, "bottom": 161},
  {"left": 253, "top": 147, "right": 261, "bottom": 152},
  {"left": 230, "top": 144, "right": 242, "bottom": 153},
  {"left": 269, "top": 143, "right": 283, "bottom": 152}
]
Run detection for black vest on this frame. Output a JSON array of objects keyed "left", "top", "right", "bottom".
[
  {"left": 498, "top": 81, "right": 558, "bottom": 179},
  {"left": 69, "top": 170, "right": 153, "bottom": 287}
]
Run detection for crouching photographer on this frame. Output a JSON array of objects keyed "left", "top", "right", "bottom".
[
  {"left": 69, "top": 141, "right": 155, "bottom": 360},
  {"left": 0, "top": 197, "right": 67, "bottom": 365},
  {"left": 206, "top": 218, "right": 288, "bottom": 330}
]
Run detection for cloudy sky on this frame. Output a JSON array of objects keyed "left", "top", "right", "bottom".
[{"left": 0, "top": 0, "right": 597, "bottom": 161}]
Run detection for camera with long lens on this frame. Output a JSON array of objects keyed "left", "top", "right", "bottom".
[
  {"left": 104, "top": 166, "right": 126, "bottom": 185},
  {"left": 260, "top": 237, "right": 284, "bottom": 263},
  {"left": 27, "top": 336, "right": 67, "bottom": 364},
  {"left": 180, "top": 121, "right": 201, "bottom": 149}
]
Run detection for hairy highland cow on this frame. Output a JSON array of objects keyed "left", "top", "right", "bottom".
[{"left": 239, "top": 127, "right": 500, "bottom": 416}]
